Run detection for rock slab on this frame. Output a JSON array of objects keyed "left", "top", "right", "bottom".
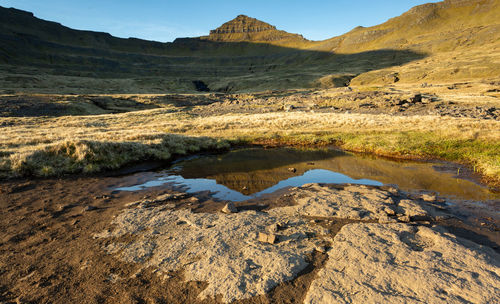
[
  {"left": 305, "top": 223, "right": 500, "bottom": 304},
  {"left": 287, "top": 184, "right": 437, "bottom": 221},
  {"left": 95, "top": 206, "right": 330, "bottom": 303}
]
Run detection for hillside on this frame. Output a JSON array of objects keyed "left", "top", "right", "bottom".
[
  {"left": 0, "top": 0, "right": 499, "bottom": 93},
  {"left": 315, "top": 0, "right": 500, "bottom": 84},
  {"left": 319, "top": 0, "right": 500, "bottom": 52}
]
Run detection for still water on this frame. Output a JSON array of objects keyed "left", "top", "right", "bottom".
[{"left": 114, "top": 147, "right": 499, "bottom": 202}]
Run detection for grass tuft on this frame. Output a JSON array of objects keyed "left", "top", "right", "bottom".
[{"left": 5, "top": 136, "right": 229, "bottom": 177}]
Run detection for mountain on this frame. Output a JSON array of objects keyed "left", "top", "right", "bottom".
[
  {"left": 2, "top": 6, "right": 418, "bottom": 93},
  {"left": 310, "top": 0, "right": 500, "bottom": 85},
  {"left": 0, "top": 0, "right": 498, "bottom": 93},
  {"left": 318, "top": 0, "right": 500, "bottom": 53},
  {"left": 198, "top": 15, "right": 308, "bottom": 47}
]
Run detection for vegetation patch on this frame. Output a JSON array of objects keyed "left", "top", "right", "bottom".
[
  {"left": 1, "top": 105, "right": 498, "bottom": 187},
  {"left": 240, "top": 131, "right": 500, "bottom": 186},
  {"left": 3, "top": 135, "right": 229, "bottom": 178}
]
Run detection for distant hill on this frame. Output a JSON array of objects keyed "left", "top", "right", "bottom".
[{"left": 0, "top": 0, "right": 498, "bottom": 93}]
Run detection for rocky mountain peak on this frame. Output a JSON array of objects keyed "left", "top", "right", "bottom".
[
  {"left": 202, "top": 15, "right": 306, "bottom": 43},
  {"left": 209, "top": 15, "right": 277, "bottom": 35}
]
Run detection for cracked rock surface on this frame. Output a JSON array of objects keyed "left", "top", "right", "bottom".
[
  {"left": 305, "top": 223, "right": 500, "bottom": 304},
  {"left": 96, "top": 184, "right": 499, "bottom": 303},
  {"left": 287, "top": 184, "right": 439, "bottom": 221},
  {"left": 95, "top": 206, "right": 330, "bottom": 303}
]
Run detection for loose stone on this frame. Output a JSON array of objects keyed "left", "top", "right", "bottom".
[
  {"left": 221, "top": 202, "right": 238, "bottom": 214},
  {"left": 258, "top": 232, "right": 277, "bottom": 244}
]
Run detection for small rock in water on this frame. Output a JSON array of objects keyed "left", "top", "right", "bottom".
[
  {"left": 222, "top": 202, "right": 238, "bottom": 214},
  {"left": 258, "top": 232, "right": 277, "bottom": 244}
]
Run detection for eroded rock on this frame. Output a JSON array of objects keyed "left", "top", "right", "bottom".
[
  {"left": 284, "top": 184, "right": 445, "bottom": 222},
  {"left": 286, "top": 184, "right": 398, "bottom": 220},
  {"left": 96, "top": 184, "right": 493, "bottom": 303},
  {"left": 95, "top": 207, "right": 330, "bottom": 303},
  {"left": 305, "top": 223, "right": 500, "bottom": 304}
]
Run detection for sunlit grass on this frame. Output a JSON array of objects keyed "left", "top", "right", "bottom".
[{"left": 0, "top": 109, "right": 498, "bottom": 185}]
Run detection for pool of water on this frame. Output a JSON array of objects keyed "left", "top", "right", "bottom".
[{"left": 114, "top": 147, "right": 500, "bottom": 202}]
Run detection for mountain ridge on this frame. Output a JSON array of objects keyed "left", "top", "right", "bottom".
[
  {"left": 0, "top": 0, "right": 499, "bottom": 93},
  {"left": 2, "top": 0, "right": 499, "bottom": 53}
]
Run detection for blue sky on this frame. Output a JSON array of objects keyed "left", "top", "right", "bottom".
[{"left": 1, "top": 0, "right": 441, "bottom": 42}]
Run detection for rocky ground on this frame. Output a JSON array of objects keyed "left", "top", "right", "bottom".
[
  {"left": 1, "top": 81, "right": 499, "bottom": 120},
  {"left": 0, "top": 174, "right": 498, "bottom": 303},
  {"left": 194, "top": 84, "right": 500, "bottom": 120}
]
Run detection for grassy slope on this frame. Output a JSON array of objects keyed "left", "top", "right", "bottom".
[
  {"left": 316, "top": 0, "right": 500, "bottom": 53},
  {"left": 321, "top": 0, "right": 500, "bottom": 85},
  {"left": 2, "top": 1, "right": 500, "bottom": 93}
]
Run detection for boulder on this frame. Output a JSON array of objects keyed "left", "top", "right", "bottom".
[{"left": 410, "top": 93, "right": 422, "bottom": 103}]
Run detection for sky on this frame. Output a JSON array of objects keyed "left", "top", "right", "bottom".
[{"left": 0, "top": 0, "right": 442, "bottom": 42}]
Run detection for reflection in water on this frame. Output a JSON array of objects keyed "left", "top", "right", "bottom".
[
  {"left": 116, "top": 169, "right": 383, "bottom": 201},
  {"left": 114, "top": 147, "right": 499, "bottom": 202}
]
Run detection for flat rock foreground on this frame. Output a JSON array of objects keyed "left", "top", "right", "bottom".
[{"left": 91, "top": 184, "right": 499, "bottom": 303}]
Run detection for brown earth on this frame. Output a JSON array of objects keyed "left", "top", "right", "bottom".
[{"left": 0, "top": 171, "right": 498, "bottom": 303}]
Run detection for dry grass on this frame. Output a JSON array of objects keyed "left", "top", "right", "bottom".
[{"left": 1, "top": 108, "right": 498, "bottom": 183}]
